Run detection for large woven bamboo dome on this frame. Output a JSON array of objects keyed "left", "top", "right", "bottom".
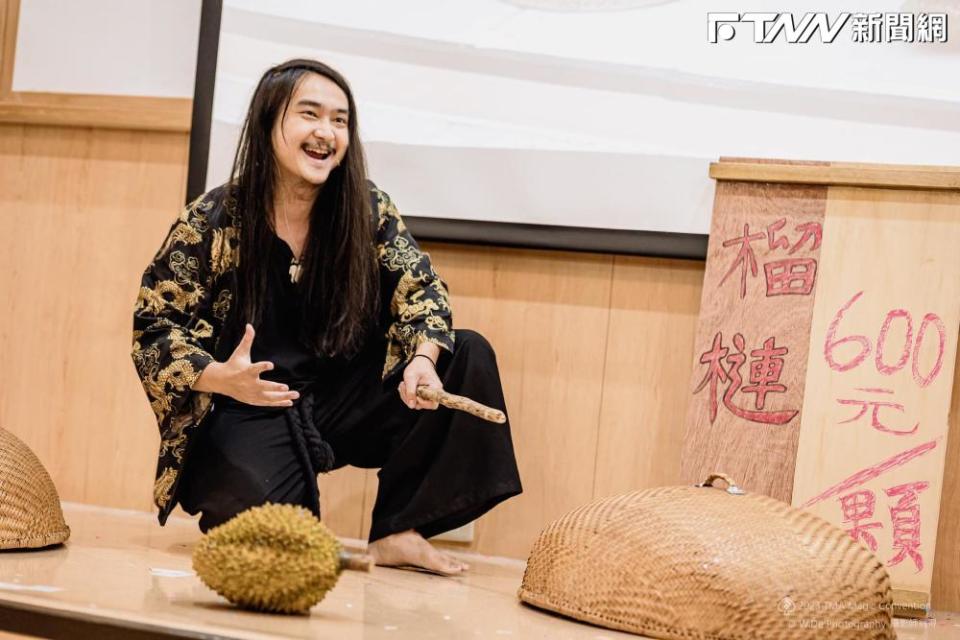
[
  {"left": 0, "top": 427, "right": 70, "bottom": 550},
  {"left": 519, "top": 474, "right": 894, "bottom": 640}
]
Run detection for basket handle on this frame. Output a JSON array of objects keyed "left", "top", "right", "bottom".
[{"left": 696, "top": 473, "right": 746, "bottom": 495}]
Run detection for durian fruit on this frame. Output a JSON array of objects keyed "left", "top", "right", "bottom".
[{"left": 192, "top": 503, "right": 370, "bottom": 614}]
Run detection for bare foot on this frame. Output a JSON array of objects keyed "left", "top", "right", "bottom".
[{"left": 368, "top": 530, "right": 469, "bottom": 576}]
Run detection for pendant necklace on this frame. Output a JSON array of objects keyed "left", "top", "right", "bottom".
[
  {"left": 281, "top": 207, "right": 304, "bottom": 284},
  {"left": 289, "top": 258, "right": 303, "bottom": 284}
]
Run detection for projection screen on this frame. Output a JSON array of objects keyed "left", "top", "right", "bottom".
[{"left": 189, "top": 0, "right": 960, "bottom": 257}]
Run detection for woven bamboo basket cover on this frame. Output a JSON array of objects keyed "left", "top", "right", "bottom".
[
  {"left": 519, "top": 474, "right": 894, "bottom": 640},
  {"left": 0, "top": 427, "right": 70, "bottom": 550}
]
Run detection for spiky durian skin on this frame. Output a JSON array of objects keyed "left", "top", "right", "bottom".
[{"left": 192, "top": 503, "right": 342, "bottom": 614}]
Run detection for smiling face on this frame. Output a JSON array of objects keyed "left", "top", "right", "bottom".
[{"left": 271, "top": 72, "right": 351, "bottom": 190}]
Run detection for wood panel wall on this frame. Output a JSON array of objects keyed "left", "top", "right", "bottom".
[
  {"left": 0, "top": 123, "right": 190, "bottom": 512},
  {"left": 1, "top": 122, "right": 958, "bottom": 610}
]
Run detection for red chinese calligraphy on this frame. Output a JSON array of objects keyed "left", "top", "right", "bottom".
[
  {"left": 835, "top": 483, "right": 928, "bottom": 569},
  {"left": 824, "top": 291, "right": 946, "bottom": 388},
  {"left": 914, "top": 313, "right": 947, "bottom": 388},
  {"left": 803, "top": 442, "right": 939, "bottom": 575},
  {"left": 720, "top": 219, "right": 822, "bottom": 298},
  {"left": 836, "top": 387, "right": 919, "bottom": 436},
  {"left": 885, "top": 481, "right": 929, "bottom": 572},
  {"left": 766, "top": 218, "right": 790, "bottom": 251},
  {"left": 694, "top": 332, "right": 798, "bottom": 425},
  {"left": 743, "top": 337, "right": 788, "bottom": 409},
  {"left": 838, "top": 490, "right": 882, "bottom": 552},
  {"left": 824, "top": 291, "right": 870, "bottom": 372},
  {"left": 788, "top": 221, "right": 822, "bottom": 254},
  {"left": 694, "top": 332, "right": 729, "bottom": 424},
  {"left": 764, "top": 258, "right": 817, "bottom": 296},
  {"left": 801, "top": 439, "right": 938, "bottom": 508},
  {"left": 875, "top": 309, "right": 912, "bottom": 375},
  {"left": 719, "top": 224, "right": 764, "bottom": 299}
]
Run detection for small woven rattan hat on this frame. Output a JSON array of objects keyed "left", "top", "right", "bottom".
[
  {"left": 519, "top": 473, "right": 894, "bottom": 640},
  {"left": 0, "top": 427, "right": 70, "bottom": 549}
]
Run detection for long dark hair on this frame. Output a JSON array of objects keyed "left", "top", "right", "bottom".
[{"left": 226, "top": 59, "right": 379, "bottom": 358}]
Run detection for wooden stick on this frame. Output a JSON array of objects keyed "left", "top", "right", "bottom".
[
  {"left": 891, "top": 589, "right": 930, "bottom": 619},
  {"left": 339, "top": 551, "right": 374, "bottom": 573},
  {"left": 416, "top": 386, "right": 507, "bottom": 424}
]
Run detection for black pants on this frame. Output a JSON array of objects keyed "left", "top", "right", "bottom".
[{"left": 177, "top": 330, "right": 522, "bottom": 542}]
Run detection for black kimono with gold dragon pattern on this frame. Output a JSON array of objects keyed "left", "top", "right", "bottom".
[{"left": 131, "top": 183, "right": 454, "bottom": 524}]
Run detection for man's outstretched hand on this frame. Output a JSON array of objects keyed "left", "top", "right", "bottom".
[{"left": 194, "top": 323, "right": 300, "bottom": 407}]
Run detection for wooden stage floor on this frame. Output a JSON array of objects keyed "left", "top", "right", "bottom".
[{"left": 0, "top": 503, "right": 957, "bottom": 639}]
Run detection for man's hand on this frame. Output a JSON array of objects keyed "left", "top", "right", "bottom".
[
  {"left": 399, "top": 346, "right": 442, "bottom": 410},
  {"left": 194, "top": 324, "right": 299, "bottom": 407}
]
